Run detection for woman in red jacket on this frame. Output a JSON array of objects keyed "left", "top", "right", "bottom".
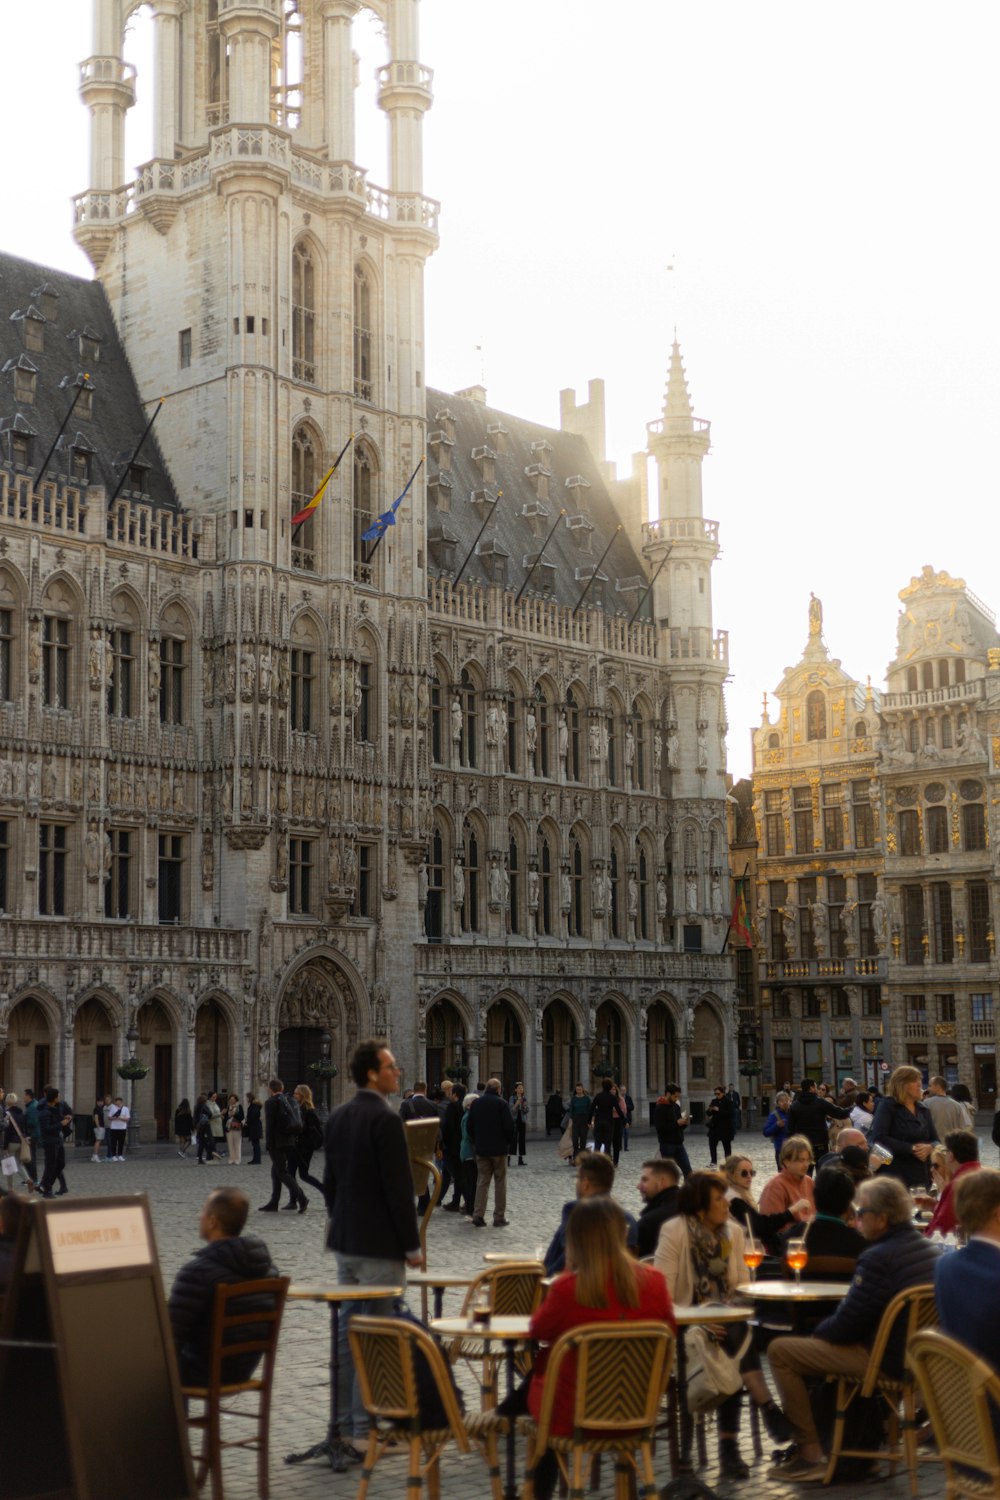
[{"left": 525, "top": 1196, "right": 675, "bottom": 1498}]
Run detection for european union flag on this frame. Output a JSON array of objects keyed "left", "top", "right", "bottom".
[{"left": 362, "top": 457, "right": 424, "bottom": 543}]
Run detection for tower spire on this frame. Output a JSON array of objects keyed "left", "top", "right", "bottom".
[{"left": 663, "top": 338, "right": 693, "bottom": 429}]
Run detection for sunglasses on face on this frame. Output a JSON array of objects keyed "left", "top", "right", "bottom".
[{"left": 739, "top": 1169, "right": 755, "bottom": 1178}]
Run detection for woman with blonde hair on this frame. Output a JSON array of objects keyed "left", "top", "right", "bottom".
[
  {"left": 758, "top": 1135, "right": 816, "bottom": 1219},
  {"left": 655, "top": 1171, "right": 792, "bottom": 1471},
  {"left": 224, "top": 1092, "right": 244, "bottom": 1164},
  {"left": 870, "top": 1065, "right": 937, "bottom": 1189},
  {"left": 722, "top": 1154, "right": 797, "bottom": 1255},
  {"left": 290, "top": 1082, "right": 325, "bottom": 1192}
]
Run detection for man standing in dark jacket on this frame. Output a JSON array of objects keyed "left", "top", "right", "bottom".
[
  {"left": 787, "top": 1077, "right": 850, "bottom": 1161},
  {"left": 168, "top": 1187, "right": 278, "bottom": 1384},
  {"left": 768, "top": 1175, "right": 939, "bottom": 1481},
  {"left": 467, "top": 1078, "right": 515, "bottom": 1228},
  {"left": 324, "top": 1041, "right": 421, "bottom": 1452},
  {"left": 38, "top": 1086, "right": 72, "bottom": 1198},
  {"left": 654, "top": 1085, "right": 692, "bottom": 1176},
  {"left": 258, "top": 1078, "right": 307, "bottom": 1214},
  {"left": 440, "top": 1083, "right": 466, "bottom": 1211}
]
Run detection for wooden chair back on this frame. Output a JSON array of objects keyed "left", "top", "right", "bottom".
[
  {"left": 859, "top": 1282, "right": 937, "bottom": 1398},
  {"left": 460, "top": 1261, "right": 545, "bottom": 1319},
  {"left": 908, "top": 1330, "right": 1000, "bottom": 1495},
  {"left": 348, "top": 1314, "right": 470, "bottom": 1450},
  {"left": 531, "top": 1321, "right": 674, "bottom": 1453}
]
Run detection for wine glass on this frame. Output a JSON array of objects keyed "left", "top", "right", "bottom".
[
  {"left": 743, "top": 1237, "right": 764, "bottom": 1284},
  {"left": 785, "top": 1237, "right": 808, "bottom": 1286}
]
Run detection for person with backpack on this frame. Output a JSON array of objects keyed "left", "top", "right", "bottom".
[
  {"left": 290, "top": 1083, "right": 325, "bottom": 1192},
  {"left": 258, "top": 1077, "right": 308, "bottom": 1213}
]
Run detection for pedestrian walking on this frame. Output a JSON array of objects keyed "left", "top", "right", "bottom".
[
  {"left": 567, "top": 1083, "right": 592, "bottom": 1160},
  {"left": 323, "top": 1041, "right": 421, "bottom": 1455},
  {"left": 706, "top": 1085, "right": 732, "bottom": 1165},
  {"left": 91, "top": 1096, "right": 107, "bottom": 1162},
  {"left": 258, "top": 1078, "right": 307, "bottom": 1213},
  {"left": 193, "top": 1094, "right": 212, "bottom": 1163},
  {"left": 224, "top": 1093, "right": 244, "bottom": 1164},
  {"left": 244, "top": 1092, "right": 263, "bottom": 1164},
  {"left": 508, "top": 1082, "right": 529, "bottom": 1165},
  {"left": 108, "top": 1097, "right": 129, "bottom": 1160},
  {"left": 205, "top": 1092, "right": 225, "bottom": 1160},
  {"left": 467, "top": 1078, "right": 516, "bottom": 1227},
  {"left": 440, "top": 1082, "right": 465, "bottom": 1210},
  {"left": 459, "top": 1093, "right": 478, "bottom": 1214},
  {"left": 38, "top": 1086, "right": 71, "bottom": 1198},
  {"left": 22, "top": 1090, "right": 40, "bottom": 1182},
  {"left": 654, "top": 1084, "right": 693, "bottom": 1176},
  {"left": 174, "top": 1098, "right": 194, "bottom": 1157},
  {"left": 1, "top": 1096, "right": 35, "bottom": 1192},
  {"left": 290, "top": 1083, "right": 325, "bottom": 1193}
]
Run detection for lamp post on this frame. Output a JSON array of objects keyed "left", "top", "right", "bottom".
[
  {"left": 320, "top": 1030, "right": 332, "bottom": 1114},
  {"left": 126, "top": 1022, "right": 140, "bottom": 1151}
]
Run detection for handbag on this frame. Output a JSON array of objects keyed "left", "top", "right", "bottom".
[
  {"left": 556, "top": 1122, "right": 575, "bottom": 1160},
  {"left": 20, "top": 1139, "right": 31, "bottom": 1163},
  {"left": 685, "top": 1322, "right": 752, "bottom": 1413},
  {"left": 1, "top": 1154, "right": 18, "bottom": 1177}
]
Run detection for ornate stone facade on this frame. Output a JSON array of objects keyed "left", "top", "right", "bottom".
[
  {"left": 751, "top": 575, "right": 1000, "bottom": 1109},
  {"left": 0, "top": 0, "right": 736, "bottom": 1132}
]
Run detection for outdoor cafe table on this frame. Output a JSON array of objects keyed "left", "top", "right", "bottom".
[
  {"left": 284, "top": 1283, "right": 403, "bottom": 1472},
  {"left": 482, "top": 1251, "right": 545, "bottom": 1264},
  {"left": 661, "top": 1302, "right": 756, "bottom": 1500},
  {"left": 407, "top": 1269, "right": 474, "bottom": 1322},
  {"left": 735, "top": 1280, "right": 852, "bottom": 1302},
  {"left": 430, "top": 1314, "right": 532, "bottom": 1500}
]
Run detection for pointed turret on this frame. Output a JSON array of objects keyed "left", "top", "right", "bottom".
[
  {"left": 663, "top": 339, "right": 694, "bottom": 433},
  {"left": 647, "top": 336, "right": 710, "bottom": 521}
]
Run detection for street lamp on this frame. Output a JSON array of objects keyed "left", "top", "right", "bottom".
[
  {"left": 125, "top": 1022, "right": 140, "bottom": 1151},
  {"left": 320, "top": 1030, "right": 332, "bottom": 1114}
]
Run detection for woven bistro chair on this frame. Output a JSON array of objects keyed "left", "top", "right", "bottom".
[
  {"left": 449, "top": 1260, "right": 545, "bottom": 1408},
  {"left": 518, "top": 1320, "right": 674, "bottom": 1500},
  {"left": 908, "top": 1330, "right": 1000, "bottom": 1499},
  {"left": 348, "top": 1314, "right": 505, "bottom": 1500},
  {"left": 181, "top": 1276, "right": 289, "bottom": 1500},
  {"left": 822, "top": 1281, "right": 937, "bottom": 1494}
]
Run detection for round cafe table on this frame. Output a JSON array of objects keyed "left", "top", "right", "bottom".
[
  {"left": 735, "top": 1280, "right": 852, "bottom": 1301},
  {"left": 284, "top": 1283, "right": 403, "bottom": 1472},
  {"left": 430, "top": 1316, "right": 532, "bottom": 1500},
  {"left": 406, "top": 1269, "right": 474, "bottom": 1322}
]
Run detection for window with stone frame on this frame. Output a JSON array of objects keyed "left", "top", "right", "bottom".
[
  {"left": 831, "top": 987, "right": 851, "bottom": 1018},
  {"left": 793, "top": 786, "right": 813, "bottom": 854},
  {"left": 353, "top": 443, "right": 378, "bottom": 585},
  {"left": 771, "top": 990, "right": 791, "bottom": 1019},
  {"left": 460, "top": 668, "right": 479, "bottom": 769},
  {"left": 827, "top": 874, "right": 846, "bottom": 957},
  {"left": 636, "top": 842, "right": 650, "bottom": 941},
  {"left": 461, "top": 820, "right": 481, "bottom": 934},
  {"left": 926, "top": 805, "right": 949, "bottom": 854},
  {"left": 606, "top": 707, "right": 619, "bottom": 787},
  {"left": 971, "top": 993, "right": 994, "bottom": 1023},
  {"left": 357, "top": 657, "right": 374, "bottom": 744},
  {"left": 0, "top": 610, "right": 12, "bottom": 701},
  {"left": 609, "top": 844, "right": 623, "bottom": 940},
  {"left": 534, "top": 687, "right": 552, "bottom": 779},
  {"left": 538, "top": 831, "right": 554, "bottom": 936},
  {"left": 430, "top": 674, "right": 444, "bottom": 764},
  {"left": 39, "top": 823, "right": 67, "bottom": 916},
  {"left": 104, "top": 828, "right": 132, "bottom": 919},
  {"left": 823, "top": 783, "right": 843, "bottom": 852},
  {"left": 903, "top": 884, "right": 925, "bottom": 964},
  {"left": 857, "top": 872, "right": 879, "bottom": 957},
  {"left": 424, "top": 826, "right": 444, "bottom": 942},
  {"left": 962, "top": 802, "right": 987, "bottom": 852},
  {"left": 354, "top": 264, "right": 373, "bottom": 402},
  {"left": 508, "top": 830, "right": 522, "bottom": 936},
  {"left": 798, "top": 876, "right": 817, "bottom": 960},
  {"left": 566, "top": 687, "right": 582, "bottom": 782},
  {"left": 0, "top": 821, "right": 8, "bottom": 911},
  {"left": 159, "top": 635, "right": 185, "bottom": 726},
  {"left": 769, "top": 878, "right": 788, "bottom": 961},
  {"left": 765, "top": 789, "right": 785, "bottom": 856},
  {"left": 937, "top": 994, "right": 956, "bottom": 1023},
  {"left": 806, "top": 690, "right": 826, "bottom": 741},
  {"left": 289, "top": 837, "right": 315, "bottom": 916},
  {"left": 290, "top": 647, "right": 314, "bottom": 732},
  {"left": 291, "top": 424, "right": 319, "bottom": 571},
  {"left": 862, "top": 988, "right": 882, "bottom": 1017},
  {"left": 802, "top": 990, "right": 821, "bottom": 1019},
  {"left": 506, "top": 692, "right": 519, "bottom": 775},
  {"left": 930, "top": 883, "right": 954, "bottom": 964},
  {"left": 851, "top": 786, "right": 875, "bottom": 846},
  {"left": 42, "top": 615, "right": 70, "bottom": 708},
  {"left": 158, "top": 833, "right": 185, "bottom": 924},
  {"left": 292, "top": 242, "right": 316, "bottom": 385},
  {"left": 107, "top": 626, "right": 134, "bottom": 718},
  {"left": 353, "top": 843, "right": 375, "bottom": 919},
  {"left": 905, "top": 993, "right": 928, "bottom": 1025},
  {"left": 968, "top": 881, "right": 991, "bottom": 962},
  {"left": 632, "top": 703, "right": 646, "bottom": 790},
  {"left": 568, "top": 836, "right": 586, "bottom": 938},
  {"left": 899, "top": 809, "right": 921, "bottom": 857}
]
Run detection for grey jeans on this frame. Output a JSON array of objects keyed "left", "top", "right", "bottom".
[{"left": 334, "top": 1252, "right": 407, "bottom": 1437}]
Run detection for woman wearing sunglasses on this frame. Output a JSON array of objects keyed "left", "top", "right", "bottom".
[{"left": 723, "top": 1155, "right": 798, "bottom": 1255}]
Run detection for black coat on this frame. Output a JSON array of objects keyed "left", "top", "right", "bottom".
[
  {"left": 727, "top": 1193, "right": 794, "bottom": 1256},
  {"left": 787, "top": 1090, "right": 850, "bottom": 1156},
  {"left": 706, "top": 1098, "right": 730, "bottom": 1140},
  {"left": 803, "top": 1214, "right": 866, "bottom": 1263},
  {"left": 324, "top": 1089, "right": 420, "bottom": 1262},
  {"left": 168, "top": 1234, "right": 278, "bottom": 1385},
  {"left": 264, "top": 1092, "right": 298, "bottom": 1153},
  {"left": 399, "top": 1094, "right": 441, "bottom": 1122},
  {"left": 869, "top": 1097, "right": 937, "bottom": 1189},
  {"left": 636, "top": 1186, "right": 680, "bottom": 1258},
  {"left": 654, "top": 1099, "right": 685, "bottom": 1146},
  {"left": 441, "top": 1098, "right": 464, "bottom": 1156},
  {"left": 467, "top": 1090, "right": 516, "bottom": 1157},
  {"left": 244, "top": 1102, "right": 263, "bottom": 1142}
]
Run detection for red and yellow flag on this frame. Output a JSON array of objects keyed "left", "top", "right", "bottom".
[
  {"left": 291, "top": 433, "right": 354, "bottom": 529},
  {"left": 730, "top": 876, "right": 752, "bottom": 946}
]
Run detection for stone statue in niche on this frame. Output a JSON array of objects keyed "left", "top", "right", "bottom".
[
  {"left": 240, "top": 654, "right": 254, "bottom": 701},
  {"left": 656, "top": 873, "right": 668, "bottom": 918},
  {"left": 258, "top": 648, "right": 272, "bottom": 699},
  {"left": 527, "top": 865, "right": 539, "bottom": 909},
  {"left": 628, "top": 873, "right": 639, "bottom": 919},
  {"left": 711, "top": 874, "right": 724, "bottom": 918},
  {"left": 276, "top": 652, "right": 289, "bottom": 703},
  {"left": 486, "top": 702, "right": 501, "bottom": 748},
  {"left": 241, "top": 775, "right": 253, "bottom": 816},
  {"left": 173, "top": 777, "right": 185, "bottom": 813},
  {"left": 41, "top": 761, "right": 56, "bottom": 800},
  {"left": 808, "top": 592, "right": 823, "bottom": 638},
  {"left": 26, "top": 761, "right": 39, "bottom": 799},
  {"left": 417, "top": 679, "right": 429, "bottom": 726},
  {"left": 754, "top": 901, "right": 768, "bottom": 948},
  {"left": 276, "top": 779, "right": 289, "bottom": 815},
  {"left": 70, "top": 762, "right": 82, "bottom": 801},
  {"left": 592, "top": 868, "right": 605, "bottom": 912},
  {"left": 871, "top": 895, "right": 887, "bottom": 948},
  {"left": 28, "top": 627, "right": 41, "bottom": 682},
  {"left": 558, "top": 712, "right": 569, "bottom": 760},
  {"left": 450, "top": 697, "right": 462, "bottom": 745},
  {"left": 653, "top": 730, "right": 663, "bottom": 771},
  {"left": 275, "top": 839, "right": 288, "bottom": 883},
  {"left": 202, "top": 836, "right": 215, "bottom": 890},
  {"left": 400, "top": 678, "right": 414, "bottom": 721},
  {"left": 589, "top": 721, "right": 602, "bottom": 762},
  {"left": 685, "top": 872, "right": 698, "bottom": 914},
  {"left": 781, "top": 905, "right": 797, "bottom": 955},
  {"left": 561, "top": 866, "right": 572, "bottom": 910},
  {"left": 525, "top": 705, "right": 537, "bottom": 753},
  {"left": 148, "top": 642, "right": 161, "bottom": 700},
  {"left": 329, "top": 842, "right": 342, "bottom": 888},
  {"left": 417, "top": 859, "right": 428, "bottom": 907},
  {"left": 624, "top": 725, "right": 635, "bottom": 774},
  {"left": 84, "top": 821, "right": 102, "bottom": 882},
  {"left": 0, "top": 763, "right": 11, "bottom": 798},
  {"left": 102, "top": 829, "right": 112, "bottom": 880},
  {"left": 667, "top": 728, "right": 680, "bottom": 766},
  {"left": 88, "top": 630, "right": 103, "bottom": 690},
  {"left": 87, "top": 763, "right": 100, "bottom": 803},
  {"left": 453, "top": 855, "right": 465, "bottom": 907},
  {"left": 697, "top": 731, "right": 708, "bottom": 770},
  {"left": 222, "top": 769, "right": 233, "bottom": 814},
  {"left": 203, "top": 655, "right": 214, "bottom": 702},
  {"left": 810, "top": 900, "right": 828, "bottom": 950},
  {"left": 489, "top": 857, "right": 503, "bottom": 905},
  {"left": 342, "top": 842, "right": 357, "bottom": 887}
]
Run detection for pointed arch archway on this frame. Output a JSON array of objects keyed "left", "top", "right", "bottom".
[
  {"left": 135, "top": 994, "right": 180, "bottom": 1140},
  {"left": 72, "top": 992, "right": 119, "bottom": 1121},
  {"left": 483, "top": 997, "right": 525, "bottom": 1093},
  {"left": 275, "top": 950, "right": 369, "bottom": 1106},
  {"left": 424, "top": 994, "right": 470, "bottom": 1088},
  {"left": 542, "top": 997, "right": 579, "bottom": 1099},
  {"left": 1, "top": 993, "right": 56, "bottom": 1095},
  {"left": 592, "top": 999, "right": 628, "bottom": 1087},
  {"left": 195, "top": 993, "right": 237, "bottom": 1097},
  {"left": 645, "top": 1000, "right": 677, "bottom": 1095}
]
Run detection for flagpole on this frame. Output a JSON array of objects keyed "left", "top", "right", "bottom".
[
  {"left": 32, "top": 376, "right": 90, "bottom": 498},
  {"left": 452, "top": 490, "right": 502, "bottom": 589},
  {"left": 291, "top": 432, "right": 354, "bottom": 536},
  {"left": 571, "top": 525, "right": 621, "bottom": 617},
  {"left": 513, "top": 508, "right": 566, "bottom": 607},
  {"left": 628, "top": 542, "right": 672, "bottom": 627},
  {"left": 364, "top": 456, "right": 424, "bottom": 561},
  {"left": 107, "top": 396, "right": 165, "bottom": 508}
]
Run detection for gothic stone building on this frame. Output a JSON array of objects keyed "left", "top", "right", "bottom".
[
  {"left": 0, "top": 0, "right": 736, "bottom": 1135},
  {"left": 751, "top": 574, "right": 1000, "bottom": 1111}
]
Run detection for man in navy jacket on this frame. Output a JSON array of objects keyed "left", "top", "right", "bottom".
[
  {"left": 467, "top": 1079, "right": 515, "bottom": 1227},
  {"left": 936, "top": 1167, "right": 1000, "bottom": 1425},
  {"left": 768, "top": 1174, "right": 939, "bottom": 1482},
  {"left": 324, "top": 1041, "right": 421, "bottom": 1452}
]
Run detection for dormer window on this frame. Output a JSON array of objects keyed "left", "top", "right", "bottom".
[
  {"left": 522, "top": 553, "right": 557, "bottom": 596},
  {"left": 2, "top": 414, "right": 36, "bottom": 468},
  {"left": 6, "top": 356, "right": 38, "bottom": 405},
  {"left": 564, "top": 474, "right": 592, "bottom": 509},
  {"left": 524, "top": 463, "right": 550, "bottom": 501},
  {"left": 32, "top": 284, "right": 60, "bottom": 323},
  {"left": 80, "top": 333, "right": 101, "bottom": 365},
  {"left": 471, "top": 445, "right": 496, "bottom": 484},
  {"left": 521, "top": 500, "right": 549, "bottom": 537},
  {"left": 565, "top": 513, "right": 593, "bottom": 551},
  {"left": 11, "top": 431, "right": 31, "bottom": 467},
  {"left": 126, "top": 462, "right": 148, "bottom": 496},
  {"left": 433, "top": 408, "right": 456, "bottom": 441},
  {"left": 478, "top": 538, "right": 508, "bottom": 587},
  {"left": 486, "top": 422, "right": 509, "bottom": 455},
  {"left": 427, "top": 471, "right": 452, "bottom": 512},
  {"left": 427, "top": 431, "right": 454, "bottom": 471},
  {"left": 71, "top": 448, "right": 92, "bottom": 484},
  {"left": 61, "top": 373, "right": 95, "bottom": 422},
  {"left": 11, "top": 307, "right": 45, "bottom": 354},
  {"left": 427, "top": 525, "right": 458, "bottom": 571}
]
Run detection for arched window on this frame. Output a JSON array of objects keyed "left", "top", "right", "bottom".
[
  {"left": 906, "top": 666, "right": 918, "bottom": 691},
  {"left": 926, "top": 806, "right": 949, "bottom": 853},
  {"left": 954, "top": 659, "right": 966, "bottom": 685},
  {"left": 632, "top": 702, "right": 646, "bottom": 789},
  {"left": 460, "top": 668, "right": 478, "bottom": 769},
  {"left": 768, "top": 732, "right": 780, "bottom": 749},
  {"left": 159, "top": 601, "right": 190, "bottom": 727},
  {"left": 609, "top": 844, "right": 622, "bottom": 939},
  {"left": 508, "top": 829, "right": 522, "bottom": 936},
  {"left": 543, "top": 1001, "right": 578, "bottom": 1096},
  {"left": 506, "top": 691, "right": 519, "bottom": 775},
  {"left": 646, "top": 1003, "right": 675, "bottom": 1093},
  {"left": 908, "top": 720, "right": 920, "bottom": 753},
  {"left": 922, "top": 661, "right": 934, "bottom": 690},
  {"left": 853, "top": 720, "right": 867, "bottom": 739},
  {"left": 425, "top": 999, "right": 464, "bottom": 1089},
  {"left": 606, "top": 706, "right": 619, "bottom": 786},
  {"left": 357, "top": 631, "right": 376, "bottom": 744},
  {"left": 637, "top": 842, "right": 650, "bottom": 940},
  {"left": 963, "top": 803, "right": 987, "bottom": 852},
  {"left": 899, "top": 810, "right": 921, "bottom": 857},
  {"left": 941, "top": 717, "right": 953, "bottom": 749},
  {"left": 425, "top": 825, "right": 444, "bottom": 941},
  {"left": 938, "top": 659, "right": 950, "bottom": 687},
  {"left": 568, "top": 834, "right": 585, "bottom": 938},
  {"left": 291, "top": 425, "right": 319, "bottom": 571},
  {"left": 353, "top": 443, "right": 377, "bottom": 584},
  {"left": 461, "top": 819, "right": 480, "bottom": 932},
  {"left": 806, "top": 690, "right": 826, "bottom": 741},
  {"left": 535, "top": 685, "right": 552, "bottom": 778},
  {"left": 354, "top": 264, "right": 373, "bottom": 402},
  {"left": 292, "top": 242, "right": 316, "bottom": 385},
  {"left": 539, "top": 831, "right": 554, "bottom": 935},
  {"left": 925, "top": 719, "right": 936, "bottom": 747},
  {"left": 430, "top": 671, "right": 444, "bottom": 763},
  {"left": 593, "top": 1002, "right": 624, "bottom": 1083},
  {"left": 566, "top": 687, "right": 582, "bottom": 782}
]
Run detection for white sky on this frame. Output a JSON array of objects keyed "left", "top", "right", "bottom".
[{"left": 3, "top": 1, "right": 999, "bottom": 780}]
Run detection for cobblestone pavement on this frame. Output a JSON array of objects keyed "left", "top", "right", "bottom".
[{"left": 37, "top": 1121, "right": 987, "bottom": 1498}]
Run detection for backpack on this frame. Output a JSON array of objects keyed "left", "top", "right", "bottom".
[
  {"left": 277, "top": 1092, "right": 303, "bottom": 1136},
  {"left": 304, "top": 1109, "right": 324, "bottom": 1151},
  {"left": 390, "top": 1302, "right": 465, "bottom": 1427}
]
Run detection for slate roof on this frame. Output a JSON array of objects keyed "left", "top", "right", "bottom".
[
  {"left": 0, "top": 251, "right": 177, "bottom": 510},
  {"left": 425, "top": 386, "right": 651, "bottom": 618}
]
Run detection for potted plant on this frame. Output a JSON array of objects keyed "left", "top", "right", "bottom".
[{"left": 117, "top": 1058, "right": 150, "bottom": 1082}]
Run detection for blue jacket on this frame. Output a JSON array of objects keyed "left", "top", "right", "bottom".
[
  {"left": 935, "top": 1240, "right": 1000, "bottom": 1377},
  {"left": 762, "top": 1107, "right": 789, "bottom": 1154},
  {"left": 814, "top": 1221, "right": 939, "bottom": 1375}
]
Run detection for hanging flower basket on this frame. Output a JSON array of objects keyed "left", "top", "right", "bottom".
[
  {"left": 307, "top": 1060, "right": 339, "bottom": 1080},
  {"left": 444, "top": 1064, "right": 470, "bottom": 1083},
  {"left": 592, "top": 1061, "right": 616, "bottom": 1080},
  {"left": 117, "top": 1059, "right": 150, "bottom": 1082}
]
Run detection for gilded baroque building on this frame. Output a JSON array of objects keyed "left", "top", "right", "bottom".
[
  {"left": 0, "top": 0, "right": 736, "bottom": 1135},
  {"left": 751, "top": 574, "right": 1000, "bottom": 1110}
]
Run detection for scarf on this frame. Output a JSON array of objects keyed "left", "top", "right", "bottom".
[{"left": 686, "top": 1215, "right": 732, "bottom": 1303}]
